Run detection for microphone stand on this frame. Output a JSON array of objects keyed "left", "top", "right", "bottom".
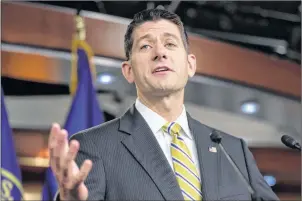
[
  {"left": 218, "top": 144, "right": 261, "bottom": 201},
  {"left": 210, "top": 131, "right": 262, "bottom": 201}
]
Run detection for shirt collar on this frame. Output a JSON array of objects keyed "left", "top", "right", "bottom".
[
  {"left": 135, "top": 98, "right": 192, "bottom": 139},
  {"left": 135, "top": 99, "right": 166, "bottom": 134},
  {"left": 174, "top": 106, "right": 192, "bottom": 139}
]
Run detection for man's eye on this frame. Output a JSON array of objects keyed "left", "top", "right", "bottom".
[
  {"left": 166, "top": 43, "right": 176, "bottom": 47},
  {"left": 140, "top": 45, "right": 151, "bottom": 49}
]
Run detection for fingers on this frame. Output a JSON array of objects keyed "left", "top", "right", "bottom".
[
  {"left": 62, "top": 140, "right": 80, "bottom": 185},
  {"left": 59, "top": 129, "right": 69, "bottom": 165},
  {"left": 74, "top": 160, "right": 93, "bottom": 188},
  {"left": 61, "top": 159, "right": 93, "bottom": 200},
  {"left": 48, "top": 123, "right": 92, "bottom": 200},
  {"left": 49, "top": 124, "right": 60, "bottom": 168},
  {"left": 53, "top": 129, "right": 67, "bottom": 174},
  {"left": 48, "top": 123, "right": 70, "bottom": 179},
  {"left": 48, "top": 123, "right": 61, "bottom": 147}
]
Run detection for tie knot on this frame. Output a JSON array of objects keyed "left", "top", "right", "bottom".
[{"left": 162, "top": 122, "right": 182, "bottom": 136}]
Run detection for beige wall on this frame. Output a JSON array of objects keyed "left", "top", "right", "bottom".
[{"left": 23, "top": 182, "right": 43, "bottom": 200}]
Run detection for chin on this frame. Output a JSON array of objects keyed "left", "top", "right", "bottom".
[{"left": 149, "top": 87, "right": 180, "bottom": 96}]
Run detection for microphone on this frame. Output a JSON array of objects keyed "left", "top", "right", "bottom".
[
  {"left": 281, "top": 135, "right": 301, "bottom": 151},
  {"left": 210, "top": 130, "right": 260, "bottom": 201}
]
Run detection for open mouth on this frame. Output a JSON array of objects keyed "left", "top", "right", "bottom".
[{"left": 152, "top": 66, "right": 171, "bottom": 74}]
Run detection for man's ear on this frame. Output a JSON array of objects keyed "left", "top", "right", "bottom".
[
  {"left": 122, "top": 61, "right": 135, "bottom": 83},
  {"left": 187, "top": 54, "right": 196, "bottom": 78}
]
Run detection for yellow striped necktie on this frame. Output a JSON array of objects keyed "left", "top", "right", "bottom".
[{"left": 162, "top": 122, "right": 202, "bottom": 201}]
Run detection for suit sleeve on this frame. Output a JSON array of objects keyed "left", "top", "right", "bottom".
[
  {"left": 55, "top": 133, "right": 106, "bottom": 201},
  {"left": 240, "top": 139, "right": 279, "bottom": 201},
  {"left": 73, "top": 133, "right": 106, "bottom": 200}
]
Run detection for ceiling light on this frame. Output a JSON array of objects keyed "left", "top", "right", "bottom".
[
  {"left": 275, "top": 45, "right": 287, "bottom": 55},
  {"left": 241, "top": 100, "right": 259, "bottom": 114},
  {"left": 264, "top": 175, "right": 276, "bottom": 187},
  {"left": 187, "top": 8, "right": 197, "bottom": 18},
  {"left": 97, "top": 73, "right": 114, "bottom": 84}
]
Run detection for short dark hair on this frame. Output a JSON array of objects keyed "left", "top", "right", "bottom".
[{"left": 124, "top": 8, "right": 189, "bottom": 60}]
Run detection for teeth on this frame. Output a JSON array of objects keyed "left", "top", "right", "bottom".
[{"left": 155, "top": 67, "right": 168, "bottom": 72}]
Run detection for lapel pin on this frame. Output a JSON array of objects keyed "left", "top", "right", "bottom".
[{"left": 209, "top": 146, "right": 217, "bottom": 153}]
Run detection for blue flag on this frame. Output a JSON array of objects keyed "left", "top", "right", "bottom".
[
  {"left": 1, "top": 88, "right": 24, "bottom": 200},
  {"left": 41, "top": 36, "right": 104, "bottom": 200}
]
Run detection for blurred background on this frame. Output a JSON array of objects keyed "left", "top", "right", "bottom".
[{"left": 1, "top": 1, "right": 301, "bottom": 200}]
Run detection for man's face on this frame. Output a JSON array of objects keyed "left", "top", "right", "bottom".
[{"left": 122, "top": 19, "right": 196, "bottom": 96}]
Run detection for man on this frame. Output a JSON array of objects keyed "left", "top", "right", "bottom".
[{"left": 49, "top": 8, "right": 279, "bottom": 201}]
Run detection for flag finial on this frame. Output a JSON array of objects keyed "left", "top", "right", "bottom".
[{"left": 75, "top": 15, "right": 86, "bottom": 41}]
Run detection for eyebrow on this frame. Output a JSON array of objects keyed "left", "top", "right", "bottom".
[
  {"left": 135, "top": 34, "right": 153, "bottom": 47},
  {"left": 135, "top": 32, "right": 180, "bottom": 47},
  {"left": 163, "top": 32, "right": 180, "bottom": 42}
]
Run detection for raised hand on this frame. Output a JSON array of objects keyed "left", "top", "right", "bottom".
[{"left": 48, "top": 123, "right": 93, "bottom": 200}]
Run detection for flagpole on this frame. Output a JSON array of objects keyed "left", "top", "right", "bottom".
[
  {"left": 70, "top": 14, "right": 97, "bottom": 96},
  {"left": 41, "top": 10, "right": 104, "bottom": 200}
]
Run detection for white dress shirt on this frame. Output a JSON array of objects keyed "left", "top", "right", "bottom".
[{"left": 135, "top": 98, "right": 201, "bottom": 177}]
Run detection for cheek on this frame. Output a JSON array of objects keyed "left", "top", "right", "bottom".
[
  {"left": 174, "top": 52, "right": 187, "bottom": 66},
  {"left": 131, "top": 62, "right": 148, "bottom": 82},
  {"left": 177, "top": 60, "right": 189, "bottom": 74},
  {"left": 135, "top": 59, "right": 151, "bottom": 75}
]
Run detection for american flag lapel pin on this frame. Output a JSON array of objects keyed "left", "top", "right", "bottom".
[{"left": 209, "top": 146, "right": 217, "bottom": 153}]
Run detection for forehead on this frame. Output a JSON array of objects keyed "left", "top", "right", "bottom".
[{"left": 132, "top": 19, "right": 182, "bottom": 41}]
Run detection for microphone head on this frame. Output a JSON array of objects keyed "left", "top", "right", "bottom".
[
  {"left": 281, "top": 135, "right": 298, "bottom": 149},
  {"left": 210, "top": 130, "right": 222, "bottom": 144}
]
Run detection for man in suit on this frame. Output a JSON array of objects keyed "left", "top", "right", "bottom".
[{"left": 49, "top": 8, "right": 279, "bottom": 201}]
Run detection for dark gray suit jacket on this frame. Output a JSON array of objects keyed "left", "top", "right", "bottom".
[{"left": 68, "top": 105, "right": 279, "bottom": 200}]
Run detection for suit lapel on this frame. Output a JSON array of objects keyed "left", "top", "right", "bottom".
[
  {"left": 187, "top": 113, "right": 219, "bottom": 200},
  {"left": 119, "top": 105, "right": 184, "bottom": 200}
]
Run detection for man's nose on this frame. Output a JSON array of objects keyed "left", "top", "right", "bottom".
[{"left": 152, "top": 44, "right": 167, "bottom": 61}]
